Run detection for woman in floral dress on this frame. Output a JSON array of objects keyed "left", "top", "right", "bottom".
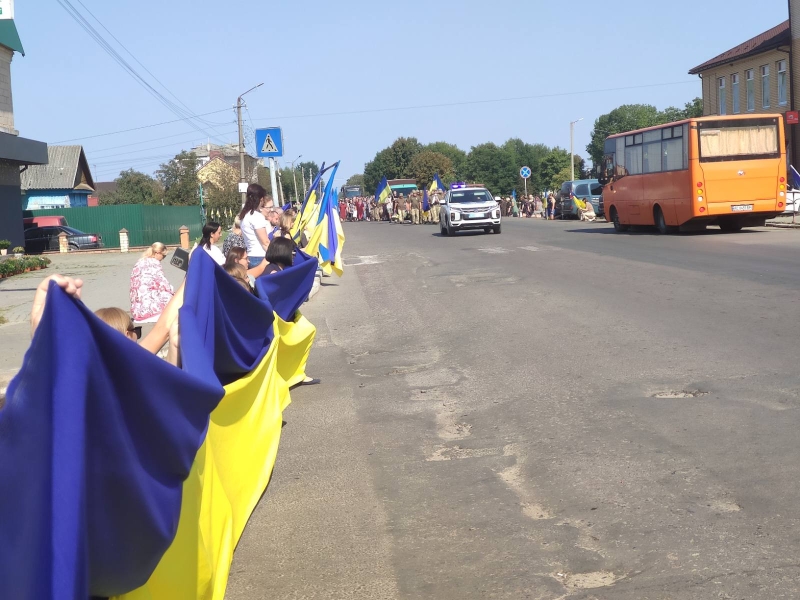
[{"left": 130, "top": 242, "right": 174, "bottom": 323}]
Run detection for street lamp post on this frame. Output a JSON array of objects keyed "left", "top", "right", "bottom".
[
  {"left": 570, "top": 117, "right": 584, "bottom": 184},
  {"left": 290, "top": 154, "right": 302, "bottom": 204}
]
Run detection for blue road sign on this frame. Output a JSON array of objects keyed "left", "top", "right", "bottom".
[
  {"left": 520, "top": 166, "right": 531, "bottom": 179},
  {"left": 255, "top": 127, "right": 283, "bottom": 158}
]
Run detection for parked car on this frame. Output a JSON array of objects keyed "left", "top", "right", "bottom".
[
  {"left": 23, "top": 216, "right": 68, "bottom": 229},
  {"left": 24, "top": 226, "right": 103, "bottom": 254},
  {"left": 557, "top": 179, "right": 604, "bottom": 218}
]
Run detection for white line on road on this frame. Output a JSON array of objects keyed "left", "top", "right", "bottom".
[
  {"left": 477, "top": 247, "right": 511, "bottom": 254},
  {"left": 519, "top": 246, "right": 540, "bottom": 252}
]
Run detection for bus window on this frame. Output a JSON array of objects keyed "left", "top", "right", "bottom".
[{"left": 699, "top": 122, "right": 779, "bottom": 162}]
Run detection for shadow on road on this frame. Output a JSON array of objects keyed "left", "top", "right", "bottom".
[{"left": 565, "top": 227, "right": 764, "bottom": 237}]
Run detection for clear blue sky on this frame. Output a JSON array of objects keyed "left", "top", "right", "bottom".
[{"left": 14, "top": 0, "right": 788, "bottom": 186}]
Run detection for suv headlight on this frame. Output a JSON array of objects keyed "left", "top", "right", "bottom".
[
  {"left": 450, "top": 210, "right": 461, "bottom": 221},
  {"left": 492, "top": 209, "right": 500, "bottom": 219}
]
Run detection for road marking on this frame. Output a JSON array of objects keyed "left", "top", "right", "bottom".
[
  {"left": 344, "top": 255, "right": 383, "bottom": 266},
  {"left": 477, "top": 247, "right": 511, "bottom": 254},
  {"left": 519, "top": 246, "right": 540, "bottom": 252}
]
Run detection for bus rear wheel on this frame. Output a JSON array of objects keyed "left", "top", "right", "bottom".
[
  {"left": 654, "top": 206, "right": 677, "bottom": 234},
  {"left": 611, "top": 208, "right": 628, "bottom": 232}
]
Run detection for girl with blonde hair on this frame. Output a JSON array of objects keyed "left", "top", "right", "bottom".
[{"left": 130, "top": 241, "right": 174, "bottom": 323}]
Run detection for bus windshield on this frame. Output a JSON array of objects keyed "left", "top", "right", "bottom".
[{"left": 698, "top": 119, "right": 779, "bottom": 162}]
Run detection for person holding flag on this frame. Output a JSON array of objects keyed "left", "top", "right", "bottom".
[
  {"left": 374, "top": 176, "right": 392, "bottom": 222},
  {"left": 429, "top": 173, "right": 446, "bottom": 224},
  {"left": 422, "top": 189, "right": 431, "bottom": 224}
]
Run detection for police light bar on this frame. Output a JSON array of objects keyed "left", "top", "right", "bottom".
[{"left": 450, "top": 182, "right": 467, "bottom": 189}]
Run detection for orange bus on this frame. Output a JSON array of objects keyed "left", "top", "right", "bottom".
[{"left": 599, "top": 114, "right": 787, "bottom": 233}]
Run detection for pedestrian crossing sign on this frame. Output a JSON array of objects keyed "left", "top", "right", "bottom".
[{"left": 255, "top": 127, "right": 283, "bottom": 157}]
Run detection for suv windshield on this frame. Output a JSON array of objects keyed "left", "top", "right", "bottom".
[{"left": 450, "top": 190, "right": 493, "bottom": 203}]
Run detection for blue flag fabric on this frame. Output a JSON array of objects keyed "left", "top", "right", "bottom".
[
  {"left": 180, "top": 249, "right": 275, "bottom": 386},
  {"left": 255, "top": 249, "right": 317, "bottom": 321},
  {"left": 430, "top": 173, "right": 446, "bottom": 193},
  {"left": 0, "top": 282, "right": 224, "bottom": 600},
  {"left": 422, "top": 189, "right": 430, "bottom": 212}
]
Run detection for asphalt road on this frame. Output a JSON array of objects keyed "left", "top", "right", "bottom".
[{"left": 227, "top": 218, "right": 800, "bottom": 600}]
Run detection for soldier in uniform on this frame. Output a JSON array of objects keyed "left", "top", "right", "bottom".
[{"left": 410, "top": 191, "right": 421, "bottom": 225}]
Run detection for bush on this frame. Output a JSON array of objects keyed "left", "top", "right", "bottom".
[
  {"left": 0, "top": 239, "right": 10, "bottom": 250},
  {"left": 12, "top": 246, "right": 24, "bottom": 255},
  {"left": 0, "top": 256, "right": 49, "bottom": 278}
]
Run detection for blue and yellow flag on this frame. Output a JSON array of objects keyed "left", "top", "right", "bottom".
[
  {"left": 429, "top": 173, "right": 446, "bottom": 194},
  {"left": 292, "top": 163, "right": 328, "bottom": 242},
  {"left": 305, "top": 164, "right": 345, "bottom": 276},
  {"left": 422, "top": 189, "right": 430, "bottom": 212},
  {"left": 375, "top": 176, "right": 392, "bottom": 204}
]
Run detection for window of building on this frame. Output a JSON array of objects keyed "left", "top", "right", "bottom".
[
  {"left": 731, "top": 73, "right": 740, "bottom": 113},
  {"left": 746, "top": 69, "right": 755, "bottom": 112},
  {"left": 761, "top": 65, "right": 770, "bottom": 108},
  {"left": 718, "top": 77, "right": 727, "bottom": 115},
  {"left": 778, "top": 59, "right": 787, "bottom": 106}
]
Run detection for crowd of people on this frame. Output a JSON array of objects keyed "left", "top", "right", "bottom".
[
  {"left": 338, "top": 190, "right": 597, "bottom": 223},
  {"left": 30, "top": 183, "right": 317, "bottom": 377}
]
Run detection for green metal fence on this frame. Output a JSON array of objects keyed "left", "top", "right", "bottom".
[{"left": 23, "top": 205, "right": 203, "bottom": 249}]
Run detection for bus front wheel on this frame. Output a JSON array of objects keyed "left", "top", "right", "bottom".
[{"left": 611, "top": 208, "right": 628, "bottom": 233}]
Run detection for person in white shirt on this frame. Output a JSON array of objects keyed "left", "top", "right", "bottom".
[
  {"left": 195, "top": 221, "right": 225, "bottom": 265},
  {"left": 239, "top": 184, "right": 272, "bottom": 268}
]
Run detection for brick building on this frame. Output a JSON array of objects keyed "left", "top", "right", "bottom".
[
  {"left": 0, "top": 9, "right": 47, "bottom": 248},
  {"left": 688, "top": 10, "right": 800, "bottom": 165}
]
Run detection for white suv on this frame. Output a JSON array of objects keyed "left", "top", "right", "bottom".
[{"left": 440, "top": 186, "right": 501, "bottom": 236}]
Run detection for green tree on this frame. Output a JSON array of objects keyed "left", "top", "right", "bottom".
[
  {"left": 540, "top": 148, "right": 574, "bottom": 193},
  {"left": 204, "top": 168, "right": 240, "bottom": 222},
  {"left": 409, "top": 151, "right": 454, "bottom": 189},
  {"left": 156, "top": 151, "right": 199, "bottom": 206},
  {"left": 387, "top": 137, "right": 422, "bottom": 178},
  {"left": 423, "top": 142, "right": 467, "bottom": 180},
  {"left": 586, "top": 104, "right": 662, "bottom": 168},
  {"left": 364, "top": 147, "right": 394, "bottom": 192},
  {"left": 682, "top": 97, "right": 703, "bottom": 118},
  {"left": 587, "top": 99, "right": 704, "bottom": 167},
  {"left": 99, "top": 169, "right": 161, "bottom": 205},
  {"left": 463, "top": 143, "right": 516, "bottom": 195},
  {"left": 550, "top": 166, "right": 574, "bottom": 193},
  {"left": 346, "top": 173, "right": 366, "bottom": 190}
]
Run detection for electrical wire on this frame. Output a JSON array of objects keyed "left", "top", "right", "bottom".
[
  {"left": 251, "top": 81, "right": 699, "bottom": 122},
  {"left": 55, "top": 0, "right": 228, "bottom": 144},
  {"left": 52, "top": 108, "right": 232, "bottom": 143}
]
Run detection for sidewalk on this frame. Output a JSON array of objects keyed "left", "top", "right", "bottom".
[
  {"left": 0, "top": 251, "right": 186, "bottom": 393},
  {"left": 766, "top": 215, "right": 800, "bottom": 228}
]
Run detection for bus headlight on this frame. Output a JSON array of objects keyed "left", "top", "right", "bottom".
[
  {"left": 697, "top": 196, "right": 703, "bottom": 202},
  {"left": 779, "top": 192, "right": 785, "bottom": 197}
]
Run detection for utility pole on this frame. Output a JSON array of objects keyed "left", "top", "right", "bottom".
[
  {"left": 276, "top": 162, "right": 284, "bottom": 205},
  {"left": 570, "top": 117, "right": 584, "bottom": 184},
  {"left": 301, "top": 166, "right": 306, "bottom": 199},
  {"left": 236, "top": 83, "right": 263, "bottom": 206},
  {"left": 290, "top": 154, "right": 302, "bottom": 205}
]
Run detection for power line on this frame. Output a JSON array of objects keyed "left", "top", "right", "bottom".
[
  {"left": 87, "top": 131, "right": 238, "bottom": 160},
  {"left": 251, "top": 81, "right": 699, "bottom": 122},
  {"left": 73, "top": 0, "right": 229, "bottom": 137},
  {"left": 55, "top": 0, "right": 227, "bottom": 144},
  {"left": 52, "top": 108, "right": 232, "bottom": 143},
  {"left": 88, "top": 127, "right": 235, "bottom": 154}
]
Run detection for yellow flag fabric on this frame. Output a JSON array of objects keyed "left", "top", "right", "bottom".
[
  {"left": 275, "top": 312, "right": 316, "bottom": 390},
  {"left": 114, "top": 339, "right": 288, "bottom": 600},
  {"left": 575, "top": 198, "right": 587, "bottom": 210}
]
